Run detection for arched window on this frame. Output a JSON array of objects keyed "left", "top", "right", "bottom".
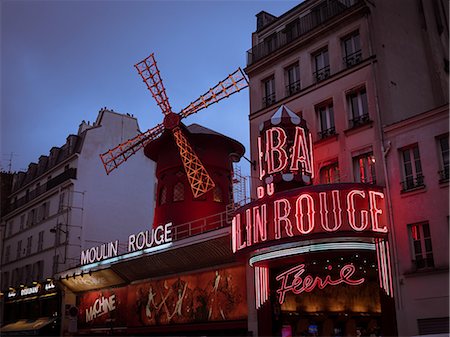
[
  {"left": 173, "top": 182, "right": 185, "bottom": 202},
  {"left": 213, "top": 186, "right": 223, "bottom": 203},
  {"left": 159, "top": 186, "right": 167, "bottom": 205}
]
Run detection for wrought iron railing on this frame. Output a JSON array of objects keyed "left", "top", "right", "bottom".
[
  {"left": 314, "top": 65, "right": 331, "bottom": 82},
  {"left": 401, "top": 175, "right": 425, "bottom": 192},
  {"left": 349, "top": 113, "right": 370, "bottom": 128},
  {"left": 6, "top": 168, "right": 77, "bottom": 214},
  {"left": 247, "top": 0, "right": 361, "bottom": 66},
  {"left": 171, "top": 210, "right": 230, "bottom": 241},
  {"left": 438, "top": 166, "right": 449, "bottom": 182},
  {"left": 343, "top": 50, "right": 362, "bottom": 68},
  {"left": 286, "top": 80, "right": 301, "bottom": 97},
  {"left": 318, "top": 127, "right": 336, "bottom": 139},
  {"left": 262, "top": 92, "right": 276, "bottom": 108}
]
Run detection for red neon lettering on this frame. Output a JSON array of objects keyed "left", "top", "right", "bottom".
[
  {"left": 295, "top": 194, "right": 315, "bottom": 234},
  {"left": 274, "top": 199, "right": 292, "bottom": 239},
  {"left": 245, "top": 209, "right": 252, "bottom": 247},
  {"left": 275, "top": 264, "right": 365, "bottom": 304},
  {"left": 257, "top": 137, "right": 266, "bottom": 180},
  {"left": 319, "top": 190, "right": 342, "bottom": 232},
  {"left": 266, "top": 127, "right": 288, "bottom": 174},
  {"left": 347, "top": 190, "right": 369, "bottom": 231},
  {"left": 253, "top": 205, "right": 267, "bottom": 243},
  {"left": 232, "top": 214, "right": 246, "bottom": 251},
  {"left": 290, "top": 127, "right": 313, "bottom": 174},
  {"left": 257, "top": 186, "right": 265, "bottom": 199},
  {"left": 369, "top": 191, "right": 387, "bottom": 233}
]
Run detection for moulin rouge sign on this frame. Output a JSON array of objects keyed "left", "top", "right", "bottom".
[{"left": 232, "top": 105, "right": 388, "bottom": 253}]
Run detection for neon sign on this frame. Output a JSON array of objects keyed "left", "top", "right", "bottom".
[
  {"left": 80, "top": 222, "right": 173, "bottom": 266},
  {"left": 232, "top": 185, "right": 387, "bottom": 253},
  {"left": 275, "top": 263, "right": 365, "bottom": 304},
  {"left": 20, "top": 285, "right": 40, "bottom": 296}
]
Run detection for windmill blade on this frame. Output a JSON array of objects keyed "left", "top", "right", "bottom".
[
  {"left": 179, "top": 68, "right": 248, "bottom": 119},
  {"left": 172, "top": 127, "right": 215, "bottom": 198},
  {"left": 100, "top": 123, "right": 164, "bottom": 174},
  {"left": 135, "top": 53, "right": 172, "bottom": 115}
]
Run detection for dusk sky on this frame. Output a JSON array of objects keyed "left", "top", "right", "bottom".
[{"left": 1, "top": 0, "right": 299, "bottom": 176}]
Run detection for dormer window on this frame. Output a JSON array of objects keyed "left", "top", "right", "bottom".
[
  {"left": 159, "top": 186, "right": 167, "bottom": 205},
  {"left": 173, "top": 182, "right": 185, "bottom": 202}
]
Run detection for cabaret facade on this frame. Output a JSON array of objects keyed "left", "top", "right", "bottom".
[{"left": 244, "top": 0, "right": 448, "bottom": 335}]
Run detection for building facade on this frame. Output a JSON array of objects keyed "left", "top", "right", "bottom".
[
  {"left": 0, "top": 109, "right": 156, "bottom": 331},
  {"left": 244, "top": 0, "right": 448, "bottom": 335}
]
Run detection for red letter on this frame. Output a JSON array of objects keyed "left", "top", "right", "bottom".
[
  {"left": 319, "top": 190, "right": 342, "bottom": 232},
  {"left": 253, "top": 204, "right": 267, "bottom": 243},
  {"left": 290, "top": 127, "right": 312, "bottom": 175},
  {"left": 232, "top": 214, "right": 246, "bottom": 252},
  {"left": 369, "top": 191, "right": 387, "bottom": 233},
  {"left": 266, "top": 127, "right": 288, "bottom": 174},
  {"left": 258, "top": 136, "right": 266, "bottom": 180},
  {"left": 274, "top": 198, "right": 292, "bottom": 239},
  {"left": 295, "top": 194, "right": 315, "bottom": 234},
  {"left": 347, "top": 190, "right": 369, "bottom": 231}
]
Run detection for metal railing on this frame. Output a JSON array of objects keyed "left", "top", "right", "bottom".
[
  {"left": 318, "top": 126, "right": 336, "bottom": 139},
  {"left": 401, "top": 175, "right": 425, "bottom": 192},
  {"left": 6, "top": 168, "right": 77, "bottom": 214},
  {"left": 343, "top": 50, "right": 362, "bottom": 68},
  {"left": 286, "top": 80, "right": 301, "bottom": 97},
  {"left": 247, "top": 0, "right": 361, "bottom": 66},
  {"left": 262, "top": 93, "right": 276, "bottom": 108},
  {"left": 171, "top": 210, "right": 231, "bottom": 241},
  {"left": 349, "top": 113, "right": 370, "bottom": 128},
  {"left": 313, "top": 65, "right": 331, "bottom": 82},
  {"left": 439, "top": 167, "right": 449, "bottom": 182}
]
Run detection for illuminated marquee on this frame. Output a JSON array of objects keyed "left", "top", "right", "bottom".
[
  {"left": 232, "top": 185, "right": 387, "bottom": 253},
  {"left": 80, "top": 223, "right": 173, "bottom": 266}
]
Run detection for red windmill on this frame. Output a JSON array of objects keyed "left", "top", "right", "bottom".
[{"left": 99, "top": 53, "right": 248, "bottom": 198}]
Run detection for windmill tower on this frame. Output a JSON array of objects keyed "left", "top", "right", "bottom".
[{"left": 100, "top": 53, "right": 247, "bottom": 228}]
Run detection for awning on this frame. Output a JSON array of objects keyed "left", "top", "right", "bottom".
[{"left": 0, "top": 317, "right": 57, "bottom": 335}]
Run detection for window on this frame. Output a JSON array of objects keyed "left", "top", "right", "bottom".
[
  {"left": 173, "top": 182, "right": 185, "bottom": 202},
  {"left": 262, "top": 76, "right": 276, "bottom": 108},
  {"left": 400, "top": 145, "right": 424, "bottom": 191},
  {"left": 353, "top": 152, "right": 376, "bottom": 184},
  {"left": 409, "top": 222, "right": 434, "bottom": 269},
  {"left": 58, "top": 192, "right": 65, "bottom": 212},
  {"left": 2, "top": 272, "right": 9, "bottom": 290},
  {"left": 16, "top": 240, "right": 22, "bottom": 259},
  {"left": 320, "top": 162, "right": 340, "bottom": 184},
  {"left": 342, "top": 31, "right": 362, "bottom": 68},
  {"left": 213, "top": 186, "right": 223, "bottom": 203},
  {"left": 5, "top": 245, "right": 10, "bottom": 263},
  {"left": 37, "top": 202, "right": 49, "bottom": 222},
  {"left": 285, "top": 63, "right": 300, "bottom": 97},
  {"left": 38, "top": 231, "right": 44, "bottom": 252},
  {"left": 264, "top": 33, "right": 277, "bottom": 54},
  {"left": 313, "top": 48, "right": 330, "bottom": 82},
  {"left": 437, "top": 135, "right": 449, "bottom": 182},
  {"left": 26, "top": 236, "right": 32, "bottom": 256},
  {"left": 347, "top": 87, "right": 369, "bottom": 127},
  {"left": 20, "top": 214, "right": 25, "bottom": 231},
  {"left": 25, "top": 264, "right": 32, "bottom": 284},
  {"left": 316, "top": 101, "right": 335, "bottom": 139},
  {"left": 7, "top": 220, "right": 13, "bottom": 237},
  {"left": 159, "top": 186, "right": 167, "bottom": 205}
]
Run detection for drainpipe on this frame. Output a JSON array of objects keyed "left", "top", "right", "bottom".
[{"left": 366, "top": 13, "right": 403, "bottom": 310}]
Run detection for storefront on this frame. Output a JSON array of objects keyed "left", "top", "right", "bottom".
[
  {"left": 1, "top": 280, "right": 60, "bottom": 336},
  {"left": 231, "top": 106, "right": 397, "bottom": 336}
]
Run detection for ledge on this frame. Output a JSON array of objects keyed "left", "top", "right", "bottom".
[
  {"left": 400, "top": 185, "right": 427, "bottom": 197},
  {"left": 343, "top": 120, "right": 374, "bottom": 136},
  {"left": 314, "top": 133, "right": 339, "bottom": 146}
]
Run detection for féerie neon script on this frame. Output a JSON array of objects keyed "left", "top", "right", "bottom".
[{"left": 275, "top": 263, "right": 365, "bottom": 304}]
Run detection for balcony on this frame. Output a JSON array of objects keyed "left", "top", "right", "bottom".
[
  {"left": 349, "top": 113, "right": 370, "bottom": 128},
  {"left": 262, "top": 92, "right": 276, "bottom": 108},
  {"left": 247, "top": 0, "right": 361, "bottom": 66},
  {"left": 438, "top": 166, "right": 449, "bottom": 183},
  {"left": 343, "top": 50, "right": 362, "bottom": 68},
  {"left": 6, "top": 168, "right": 77, "bottom": 214},
  {"left": 286, "top": 80, "right": 301, "bottom": 97},
  {"left": 401, "top": 175, "right": 425, "bottom": 192},
  {"left": 314, "top": 65, "right": 331, "bottom": 82},
  {"left": 318, "top": 127, "right": 336, "bottom": 140}
]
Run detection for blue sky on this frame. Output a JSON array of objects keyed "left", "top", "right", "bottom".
[{"left": 1, "top": 0, "right": 298, "bottom": 175}]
